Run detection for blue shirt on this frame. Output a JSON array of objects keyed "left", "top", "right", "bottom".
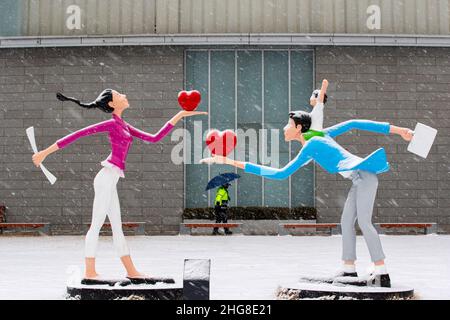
[{"left": 244, "top": 120, "right": 391, "bottom": 180}]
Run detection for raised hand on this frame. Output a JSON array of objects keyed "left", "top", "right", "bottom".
[{"left": 319, "top": 79, "right": 328, "bottom": 103}]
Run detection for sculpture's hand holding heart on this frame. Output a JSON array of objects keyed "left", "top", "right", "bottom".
[
  {"left": 206, "top": 130, "right": 237, "bottom": 157},
  {"left": 178, "top": 90, "right": 201, "bottom": 111},
  {"left": 199, "top": 155, "right": 228, "bottom": 165}
]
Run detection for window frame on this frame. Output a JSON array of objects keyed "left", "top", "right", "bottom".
[{"left": 183, "top": 48, "right": 316, "bottom": 209}]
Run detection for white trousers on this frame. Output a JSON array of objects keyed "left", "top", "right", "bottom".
[{"left": 85, "top": 167, "right": 130, "bottom": 258}]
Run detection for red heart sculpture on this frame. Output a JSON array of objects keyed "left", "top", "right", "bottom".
[
  {"left": 177, "top": 90, "right": 201, "bottom": 111},
  {"left": 206, "top": 130, "right": 237, "bottom": 157}
]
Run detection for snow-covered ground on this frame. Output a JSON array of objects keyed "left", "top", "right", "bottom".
[{"left": 0, "top": 235, "right": 449, "bottom": 300}]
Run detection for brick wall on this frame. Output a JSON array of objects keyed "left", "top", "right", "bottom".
[
  {"left": 315, "top": 46, "right": 450, "bottom": 233},
  {"left": 1, "top": 45, "right": 450, "bottom": 234},
  {"left": 0, "top": 46, "right": 184, "bottom": 235}
]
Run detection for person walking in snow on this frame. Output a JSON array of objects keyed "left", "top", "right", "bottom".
[{"left": 212, "top": 183, "right": 232, "bottom": 235}]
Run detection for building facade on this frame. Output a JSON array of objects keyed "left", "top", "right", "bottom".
[{"left": 1, "top": 1, "right": 450, "bottom": 234}]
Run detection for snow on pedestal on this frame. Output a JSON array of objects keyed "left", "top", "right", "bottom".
[{"left": 183, "top": 259, "right": 211, "bottom": 300}]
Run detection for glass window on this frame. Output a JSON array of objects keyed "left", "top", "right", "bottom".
[
  {"left": 236, "top": 50, "right": 263, "bottom": 207},
  {"left": 185, "top": 49, "right": 314, "bottom": 209},
  {"left": 263, "top": 51, "right": 290, "bottom": 207},
  {"left": 209, "top": 51, "right": 236, "bottom": 207},
  {"left": 185, "top": 51, "right": 209, "bottom": 208},
  {"left": 290, "top": 51, "right": 315, "bottom": 207}
]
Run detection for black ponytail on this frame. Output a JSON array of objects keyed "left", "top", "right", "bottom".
[{"left": 56, "top": 89, "right": 114, "bottom": 113}]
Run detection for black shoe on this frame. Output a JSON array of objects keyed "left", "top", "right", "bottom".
[
  {"left": 367, "top": 273, "right": 391, "bottom": 288},
  {"left": 81, "top": 278, "right": 131, "bottom": 287},
  {"left": 126, "top": 277, "right": 157, "bottom": 285},
  {"left": 212, "top": 230, "right": 220, "bottom": 235},
  {"left": 299, "top": 271, "right": 358, "bottom": 285},
  {"left": 334, "top": 271, "right": 358, "bottom": 278},
  {"left": 224, "top": 230, "right": 233, "bottom": 235},
  {"left": 342, "top": 272, "right": 358, "bottom": 277},
  {"left": 126, "top": 276, "right": 175, "bottom": 285}
]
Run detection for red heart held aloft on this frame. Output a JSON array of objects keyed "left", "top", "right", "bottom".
[
  {"left": 177, "top": 90, "right": 201, "bottom": 111},
  {"left": 206, "top": 130, "right": 237, "bottom": 157}
]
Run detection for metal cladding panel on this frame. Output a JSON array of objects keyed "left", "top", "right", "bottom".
[
  {"left": 4, "top": 0, "right": 450, "bottom": 36},
  {"left": 19, "top": 0, "right": 157, "bottom": 36}
]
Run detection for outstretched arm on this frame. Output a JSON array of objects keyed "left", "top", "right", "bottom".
[
  {"left": 325, "top": 119, "right": 413, "bottom": 141},
  {"left": 324, "top": 119, "right": 391, "bottom": 138},
  {"left": 201, "top": 144, "right": 312, "bottom": 180},
  {"left": 309, "top": 79, "right": 328, "bottom": 131},
  {"left": 167, "top": 110, "right": 208, "bottom": 126},
  {"left": 32, "top": 143, "right": 59, "bottom": 167},
  {"left": 389, "top": 125, "right": 414, "bottom": 141},
  {"left": 32, "top": 120, "right": 114, "bottom": 167},
  {"left": 244, "top": 155, "right": 311, "bottom": 180},
  {"left": 129, "top": 110, "right": 207, "bottom": 143},
  {"left": 128, "top": 122, "right": 174, "bottom": 143}
]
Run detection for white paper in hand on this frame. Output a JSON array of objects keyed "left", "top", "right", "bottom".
[
  {"left": 40, "top": 165, "right": 57, "bottom": 185},
  {"left": 407, "top": 123, "right": 437, "bottom": 159},
  {"left": 26, "top": 126, "right": 57, "bottom": 185}
]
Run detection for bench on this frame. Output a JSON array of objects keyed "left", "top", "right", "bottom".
[
  {"left": 278, "top": 223, "right": 341, "bottom": 236},
  {"left": 180, "top": 223, "right": 243, "bottom": 235},
  {"left": 0, "top": 205, "right": 51, "bottom": 235},
  {"left": 0, "top": 223, "right": 51, "bottom": 235},
  {"left": 375, "top": 223, "right": 437, "bottom": 235},
  {"left": 84, "top": 222, "right": 146, "bottom": 235}
]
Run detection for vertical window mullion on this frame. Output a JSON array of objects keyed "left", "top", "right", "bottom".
[
  {"left": 288, "top": 49, "right": 292, "bottom": 210},
  {"left": 312, "top": 49, "right": 316, "bottom": 209},
  {"left": 261, "top": 50, "right": 265, "bottom": 207},
  {"left": 183, "top": 49, "right": 186, "bottom": 210},
  {"left": 234, "top": 49, "right": 238, "bottom": 206},
  {"left": 207, "top": 49, "right": 211, "bottom": 207}
]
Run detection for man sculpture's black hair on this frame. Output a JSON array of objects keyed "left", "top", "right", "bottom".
[{"left": 289, "top": 111, "right": 312, "bottom": 133}]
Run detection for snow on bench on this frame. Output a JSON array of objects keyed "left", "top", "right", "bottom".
[
  {"left": 180, "top": 223, "right": 242, "bottom": 235},
  {"left": 0, "top": 223, "right": 50, "bottom": 235},
  {"left": 83, "top": 222, "right": 146, "bottom": 235},
  {"left": 278, "top": 223, "right": 341, "bottom": 236},
  {"left": 375, "top": 223, "right": 437, "bottom": 235}
]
